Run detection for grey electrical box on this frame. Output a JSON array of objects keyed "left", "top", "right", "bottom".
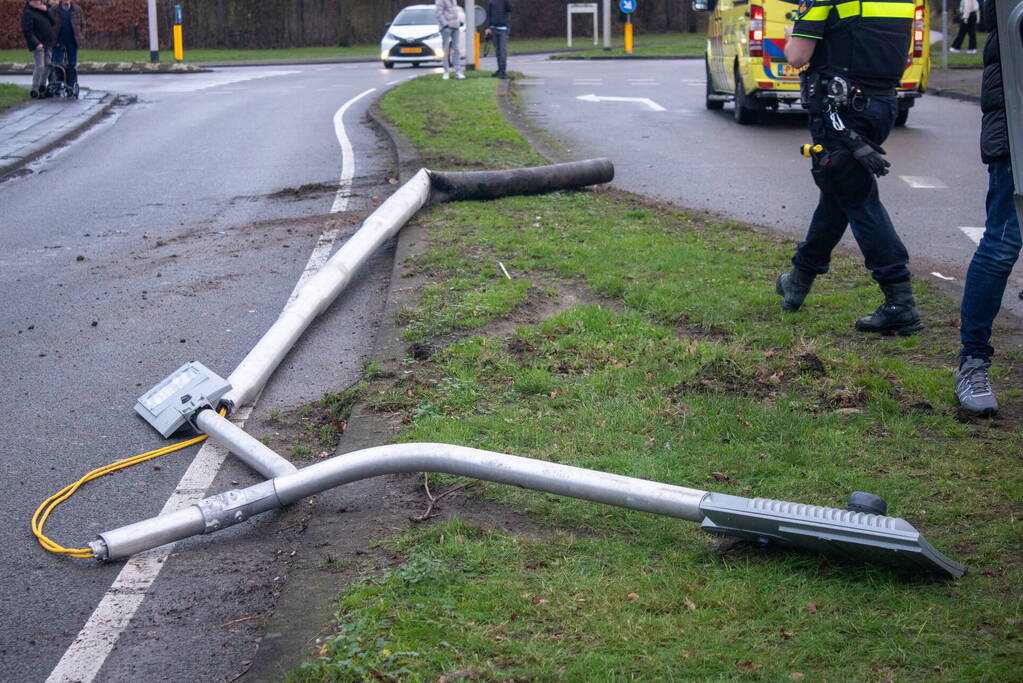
[{"left": 135, "top": 361, "right": 231, "bottom": 437}]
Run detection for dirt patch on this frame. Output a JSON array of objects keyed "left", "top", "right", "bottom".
[{"left": 248, "top": 384, "right": 364, "bottom": 463}]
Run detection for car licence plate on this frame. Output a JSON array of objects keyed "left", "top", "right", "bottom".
[
  {"left": 400, "top": 47, "right": 423, "bottom": 54},
  {"left": 779, "top": 63, "right": 803, "bottom": 77}
]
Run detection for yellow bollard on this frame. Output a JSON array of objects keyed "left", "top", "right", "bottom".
[
  {"left": 173, "top": 4, "right": 184, "bottom": 61},
  {"left": 474, "top": 32, "right": 480, "bottom": 72},
  {"left": 173, "top": 25, "right": 183, "bottom": 61},
  {"left": 625, "top": 21, "right": 633, "bottom": 53}
]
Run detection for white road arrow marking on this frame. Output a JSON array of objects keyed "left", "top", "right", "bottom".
[
  {"left": 960, "top": 227, "right": 985, "bottom": 245},
  {"left": 576, "top": 93, "right": 666, "bottom": 111}
]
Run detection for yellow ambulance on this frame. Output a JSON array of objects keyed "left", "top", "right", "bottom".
[{"left": 694, "top": 0, "right": 930, "bottom": 125}]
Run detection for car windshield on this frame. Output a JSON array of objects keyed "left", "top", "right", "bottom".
[{"left": 392, "top": 8, "right": 435, "bottom": 26}]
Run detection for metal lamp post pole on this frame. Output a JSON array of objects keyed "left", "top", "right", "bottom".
[
  {"left": 603, "top": 0, "right": 611, "bottom": 50},
  {"left": 148, "top": 0, "right": 160, "bottom": 63},
  {"left": 466, "top": 0, "right": 476, "bottom": 71}
]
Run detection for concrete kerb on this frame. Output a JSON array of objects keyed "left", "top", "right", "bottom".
[{"left": 0, "top": 91, "right": 116, "bottom": 180}]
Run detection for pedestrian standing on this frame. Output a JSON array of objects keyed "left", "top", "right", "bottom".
[
  {"left": 777, "top": 0, "right": 922, "bottom": 336},
  {"left": 436, "top": 0, "right": 464, "bottom": 80},
  {"left": 21, "top": 0, "right": 55, "bottom": 98},
  {"left": 484, "top": 0, "right": 512, "bottom": 79},
  {"left": 50, "top": 0, "right": 85, "bottom": 87},
  {"left": 953, "top": 0, "right": 1017, "bottom": 417},
  {"left": 950, "top": 0, "right": 980, "bottom": 54}
]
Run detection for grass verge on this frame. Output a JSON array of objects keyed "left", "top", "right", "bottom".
[
  {"left": 930, "top": 31, "right": 989, "bottom": 69},
  {"left": 550, "top": 32, "right": 706, "bottom": 59},
  {"left": 292, "top": 72, "right": 1023, "bottom": 681},
  {"left": 0, "top": 33, "right": 703, "bottom": 65},
  {"left": 0, "top": 82, "right": 29, "bottom": 111}
]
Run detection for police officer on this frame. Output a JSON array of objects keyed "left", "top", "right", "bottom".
[{"left": 776, "top": 0, "right": 921, "bottom": 335}]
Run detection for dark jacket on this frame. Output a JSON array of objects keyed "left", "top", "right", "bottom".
[
  {"left": 486, "top": 0, "right": 512, "bottom": 28},
  {"left": 979, "top": 0, "right": 1007, "bottom": 164},
  {"left": 21, "top": 2, "right": 55, "bottom": 52},
  {"left": 51, "top": 2, "right": 86, "bottom": 45}
]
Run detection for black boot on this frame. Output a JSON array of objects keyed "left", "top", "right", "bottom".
[
  {"left": 775, "top": 268, "right": 816, "bottom": 312},
  {"left": 855, "top": 280, "right": 923, "bottom": 335}
]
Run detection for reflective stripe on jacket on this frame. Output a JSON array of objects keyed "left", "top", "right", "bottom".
[{"left": 793, "top": 0, "right": 914, "bottom": 90}]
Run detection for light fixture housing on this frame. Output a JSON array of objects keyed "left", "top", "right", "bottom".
[{"left": 135, "top": 361, "right": 231, "bottom": 437}]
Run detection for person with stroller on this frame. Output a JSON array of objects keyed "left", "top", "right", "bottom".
[
  {"left": 49, "top": 0, "right": 85, "bottom": 91},
  {"left": 21, "top": 0, "right": 55, "bottom": 99}
]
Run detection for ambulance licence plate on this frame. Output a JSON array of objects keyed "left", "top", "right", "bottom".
[
  {"left": 779, "top": 63, "right": 803, "bottom": 77},
  {"left": 400, "top": 47, "right": 423, "bottom": 54}
]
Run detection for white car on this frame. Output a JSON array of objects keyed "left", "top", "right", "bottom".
[{"left": 381, "top": 4, "right": 466, "bottom": 69}]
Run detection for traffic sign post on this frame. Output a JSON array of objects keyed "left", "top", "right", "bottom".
[
  {"left": 620, "top": 0, "right": 636, "bottom": 53},
  {"left": 567, "top": 3, "right": 599, "bottom": 47}
]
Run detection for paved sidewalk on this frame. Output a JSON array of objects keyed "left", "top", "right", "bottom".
[{"left": 0, "top": 89, "right": 113, "bottom": 178}]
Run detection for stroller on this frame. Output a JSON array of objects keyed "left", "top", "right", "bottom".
[{"left": 46, "top": 47, "right": 79, "bottom": 100}]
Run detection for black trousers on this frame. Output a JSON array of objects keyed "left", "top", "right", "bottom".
[{"left": 792, "top": 96, "right": 912, "bottom": 285}]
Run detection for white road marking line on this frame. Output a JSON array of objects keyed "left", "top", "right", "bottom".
[
  {"left": 45, "top": 86, "right": 377, "bottom": 683},
  {"left": 45, "top": 412, "right": 246, "bottom": 683},
  {"left": 331, "top": 88, "right": 376, "bottom": 215},
  {"left": 961, "top": 227, "right": 985, "bottom": 245},
  {"left": 931, "top": 272, "right": 956, "bottom": 281},
  {"left": 516, "top": 79, "right": 545, "bottom": 86},
  {"left": 899, "top": 175, "right": 948, "bottom": 189},
  {"left": 576, "top": 93, "right": 666, "bottom": 112}
]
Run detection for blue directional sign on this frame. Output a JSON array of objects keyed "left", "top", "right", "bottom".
[{"left": 619, "top": 0, "right": 636, "bottom": 13}]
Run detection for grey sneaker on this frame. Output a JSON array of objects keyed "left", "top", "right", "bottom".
[{"left": 954, "top": 356, "right": 998, "bottom": 417}]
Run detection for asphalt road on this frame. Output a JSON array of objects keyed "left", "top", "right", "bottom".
[
  {"left": 0, "top": 62, "right": 420, "bottom": 682},
  {"left": 513, "top": 56, "right": 1023, "bottom": 333}
]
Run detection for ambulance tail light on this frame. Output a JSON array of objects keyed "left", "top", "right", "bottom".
[
  {"left": 750, "top": 4, "right": 764, "bottom": 57},
  {"left": 912, "top": 5, "right": 925, "bottom": 58}
]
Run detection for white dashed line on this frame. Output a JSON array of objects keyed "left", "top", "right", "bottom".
[{"left": 45, "top": 85, "right": 376, "bottom": 683}]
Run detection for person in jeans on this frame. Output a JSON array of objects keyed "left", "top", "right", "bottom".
[
  {"left": 21, "top": 0, "right": 55, "bottom": 98},
  {"left": 435, "top": 0, "right": 464, "bottom": 80},
  {"left": 484, "top": 0, "right": 512, "bottom": 79},
  {"left": 954, "top": 0, "right": 1018, "bottom": 417},
  {"left": 50, "top": 0, "right": 85, "bottom": 87},
  {"left": 950, "top": 0, "right": 980, "bottom": 54}
]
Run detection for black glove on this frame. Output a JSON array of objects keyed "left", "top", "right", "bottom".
[{"left": 846, "top": 130, "right": 890, "bottom": 177}]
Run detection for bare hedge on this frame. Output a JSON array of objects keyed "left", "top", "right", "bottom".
[{"left": 2, "top": 0, "right": 701, "bottom": 51}]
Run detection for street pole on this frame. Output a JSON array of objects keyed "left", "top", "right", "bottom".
[
  {"left": 148, "top": 0, "right": 160, "bottom": 63},
  {"left": 603, "top": 0, "right": 611, "bottom": 50},
  {"left": 466, "top": 0, "right": 476, "bottom": 71},
  {"left": 941, "top": 0, "right": 948, "bottom": 70}
]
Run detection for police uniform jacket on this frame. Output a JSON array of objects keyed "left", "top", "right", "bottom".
[{"left": 792, "top": 0, "right": 915, "bottom": 91}]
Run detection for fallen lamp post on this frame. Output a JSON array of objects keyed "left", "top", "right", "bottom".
[{"left": 114, "top": 160, "right": 965, "bottom": 578}]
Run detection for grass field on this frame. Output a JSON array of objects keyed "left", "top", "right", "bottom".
[{"left": 288, "top": 71, "right": 1023, "bottom": 681}]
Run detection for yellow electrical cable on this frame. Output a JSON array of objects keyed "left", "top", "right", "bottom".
[{"left": 32, "top": 407, "right": 227, "bottom": 559}]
